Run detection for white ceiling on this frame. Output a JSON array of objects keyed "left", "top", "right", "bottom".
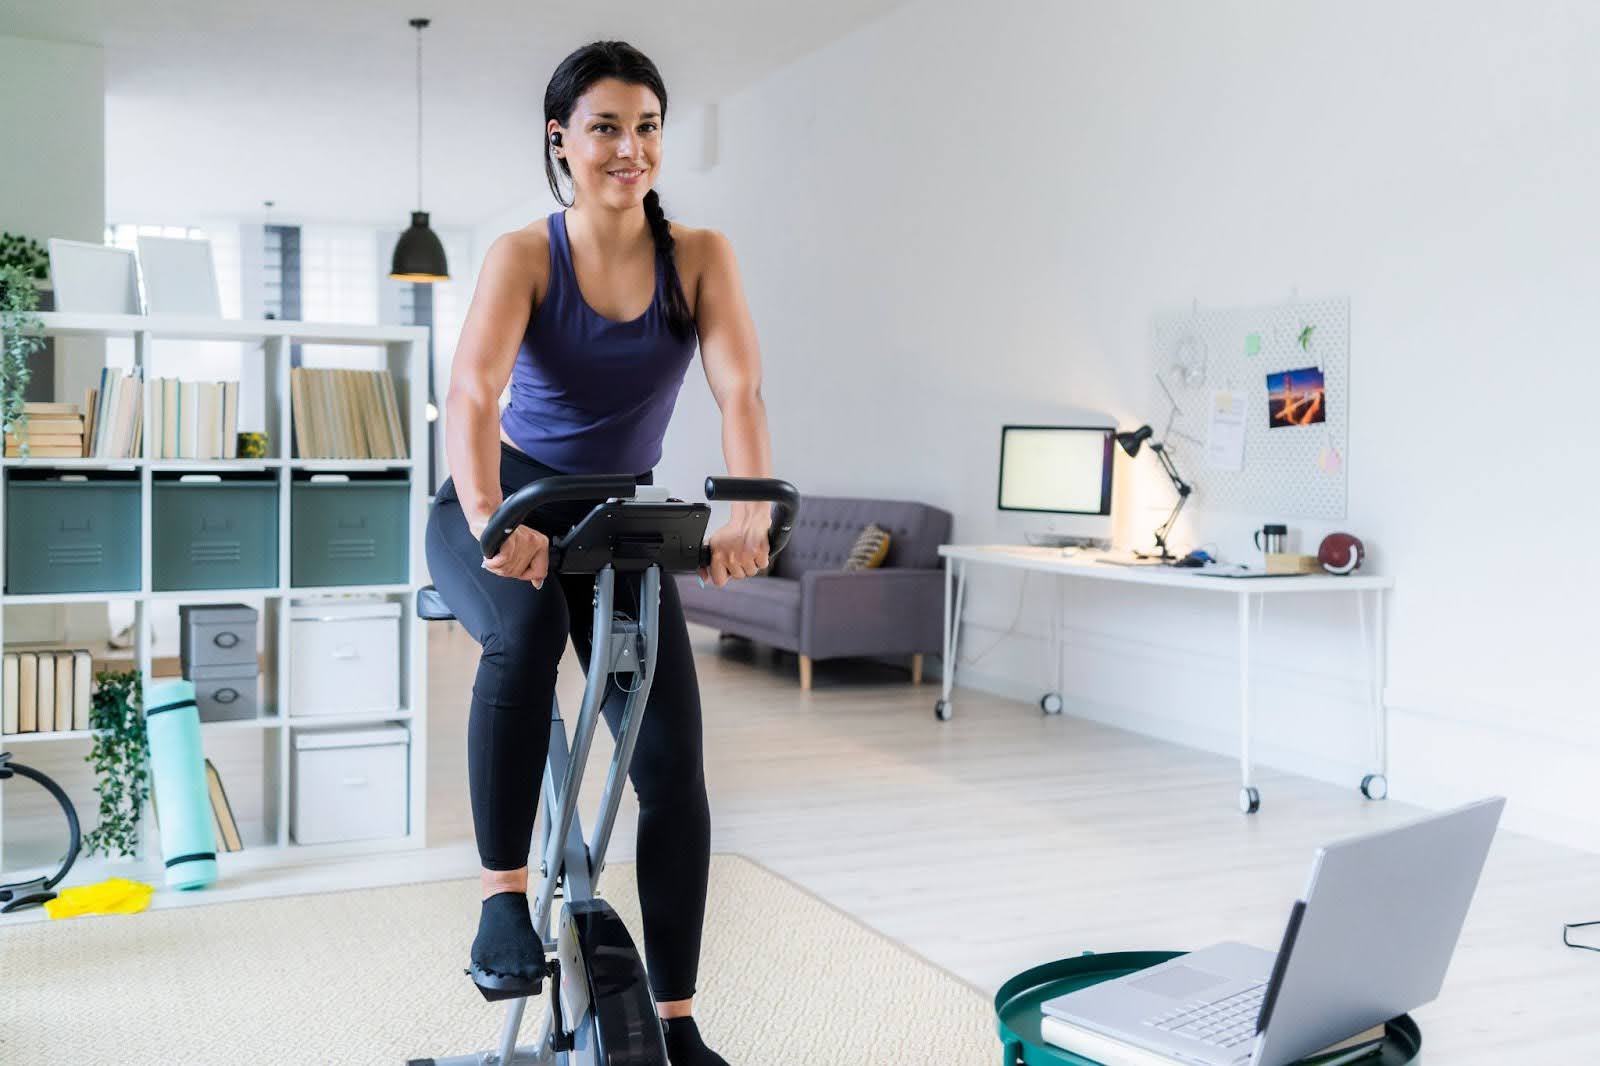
[{"left": 1, "top": 0, "right": 911, "bottom": 229}]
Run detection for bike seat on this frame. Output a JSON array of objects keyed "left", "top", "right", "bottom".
[{"left": 417, "top": 585, "right": 455, "bottom": 622}]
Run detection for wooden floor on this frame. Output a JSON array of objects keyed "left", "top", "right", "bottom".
[{"left": 426, "top": 622, "right": 1600, "bottom": 1063}]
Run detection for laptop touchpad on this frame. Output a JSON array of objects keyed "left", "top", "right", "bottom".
[{"left": 1129, "top": 965, "right": 1229, "bottom": 1000}]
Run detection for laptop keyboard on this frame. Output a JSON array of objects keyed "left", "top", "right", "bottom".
[{"left": 1147, "top": 981, "right": 1267, "bottom": 1049}]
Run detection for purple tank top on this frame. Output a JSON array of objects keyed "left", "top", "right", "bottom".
[{"left": 500, "top": 210, "right": 698, "bottom": 474}]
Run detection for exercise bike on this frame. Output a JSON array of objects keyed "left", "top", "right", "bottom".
[{"left": 410, "top": 473, "right": 798, "bottom": 1066}]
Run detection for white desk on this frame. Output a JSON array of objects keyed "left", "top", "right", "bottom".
[{"left": 936, "top": 545, "right": 1395, "bottom": 813}]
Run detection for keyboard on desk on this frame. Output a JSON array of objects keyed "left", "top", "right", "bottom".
[{"left": 1147, "top": 980, "right": 1266, "bottom": 1050}]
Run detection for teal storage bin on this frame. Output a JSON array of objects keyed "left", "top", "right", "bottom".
[
  {"left": 291, "top": 477, "right": 411, "bottom": 587},
  {"left": 152, "top": 476, "right": 280, "bottom": 591},
  {"left": 5, "top": 474, "right": 141, "bottom": 595}
]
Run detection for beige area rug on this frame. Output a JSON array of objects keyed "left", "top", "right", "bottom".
[{"left": 0, "top": 854, "right": 994, "bottom": 1065}]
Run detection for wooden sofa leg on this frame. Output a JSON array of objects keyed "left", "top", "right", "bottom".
[
  {"left": 911, "top": 654, "right": 924, "bottom": 685},
  {"left": 800, "top": 655, "right": 813, "bottom": 692}
]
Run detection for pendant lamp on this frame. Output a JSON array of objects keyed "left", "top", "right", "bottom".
[{"left": 390, "top": 17, "right": 449, "bottom": 282}]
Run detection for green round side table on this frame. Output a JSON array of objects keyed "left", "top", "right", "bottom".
[{"left": 995, "top": 952, "right": 1422, "bottom": 1066}]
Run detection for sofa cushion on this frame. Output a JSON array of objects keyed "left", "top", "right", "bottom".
[
  {"left": 675, "top": 573, "right": 801, "bottom": 634},
  {"left": 843, "top": 523, "right": 891, "bottom": 570}
]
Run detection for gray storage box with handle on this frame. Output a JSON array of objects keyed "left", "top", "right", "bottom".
[
  {"left": 189, "top": 664, "right": 259, "bottom": 722},
  {"left": 180, "top": 603, "right": 259, "bottom": 673}
]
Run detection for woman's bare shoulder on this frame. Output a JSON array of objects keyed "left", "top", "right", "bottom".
[
  {"left": 485, "top": 219, "right": 551, "bottom": 301},
  {"left": 668, "top": 223, "right": 734, "bottom": 311}
]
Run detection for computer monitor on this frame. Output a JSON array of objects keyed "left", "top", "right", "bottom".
[{"left": 997, "top": 425, "right": 1115, "bottom": 546}]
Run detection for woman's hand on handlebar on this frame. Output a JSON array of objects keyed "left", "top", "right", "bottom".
[
  {"left": 468, "top": 512, "right": 550, "bottom": 589},
  {"left": 700, "top": 514, "right": 770, "bottom": 588}
]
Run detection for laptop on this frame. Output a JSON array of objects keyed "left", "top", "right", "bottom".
[{"left": 1041, "top": 797, "right": 1505, "bottom": 1066}]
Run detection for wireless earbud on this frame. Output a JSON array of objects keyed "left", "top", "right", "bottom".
[{"left": 549, "top": 132, "right": 562, "bottom": 147}]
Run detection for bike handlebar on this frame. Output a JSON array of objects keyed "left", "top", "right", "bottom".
[
  {"left": 479, "top": 475, "right": 800, "bottom": 571},
  {"left": 698, "top": 476, "right": 799, "bottom": 570}
]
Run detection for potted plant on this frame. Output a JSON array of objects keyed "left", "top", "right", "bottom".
[
  {"left": 82, "top": 669, "right": 151, "bottom": 860},
  {"left": 0, "top": 260, "right": 47, "bottom": 459}
]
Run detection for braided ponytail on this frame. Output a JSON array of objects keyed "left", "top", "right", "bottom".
[{"left": 642, "top": 189, "right": 696, "bottom": 344}]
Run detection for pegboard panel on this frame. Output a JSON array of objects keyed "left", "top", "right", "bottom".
[{"left": 1152, "top": 297, "right": 1348, "bottom": 519}]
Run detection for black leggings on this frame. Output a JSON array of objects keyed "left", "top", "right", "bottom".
[{"left": 425, "top": 443, "right": 710, "bottom": 1003}]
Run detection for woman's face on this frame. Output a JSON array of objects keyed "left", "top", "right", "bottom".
[{"left": 551, "top": 78, "right": 664, "bottom": 210}]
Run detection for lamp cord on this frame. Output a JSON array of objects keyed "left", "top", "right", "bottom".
[{"left": 415, "top": 23, "right": 423, "bottom": 211}]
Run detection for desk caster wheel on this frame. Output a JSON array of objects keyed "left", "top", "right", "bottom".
[
  {"left": 1361, "top": 774, "right": 1388, "bottom": 801},
  {"left": 934, "top": 699, "right": 952, "bottom": 722},
  {"left": 1040, "top": 692, "right": 1064, "bottom": 715},
  {"left": 1238, "top": 787, "right": 1260, "bottom": 814}
]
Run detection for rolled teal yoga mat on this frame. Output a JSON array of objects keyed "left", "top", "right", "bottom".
[{"left": 144, "top": 678, "right": 218, "bottom": 890}]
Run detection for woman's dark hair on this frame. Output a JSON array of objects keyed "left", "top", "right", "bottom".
[{"left": 544, "top": 41, "right": 695, "bottom": 343}]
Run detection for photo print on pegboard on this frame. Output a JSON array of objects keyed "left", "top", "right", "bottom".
[{"left": 1266, "top": 366, "right": 1327, "bottom": 429}]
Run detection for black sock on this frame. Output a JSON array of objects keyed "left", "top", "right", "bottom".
[
  {"left": 661, "top": 1016, "right": 730, "bottom": 1066},
  {"left": 471, "top": 891, "right": 545, "bottom": 980}
]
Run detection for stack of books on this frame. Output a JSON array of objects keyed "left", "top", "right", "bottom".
[
  {"left": 5, "top": 402, "right": 86, "bottom": 458},
  {"left": 290, "top": 368, "right": 407, "bottom": 459},
  {"left": 149, "top": 378, "right": 241, "bottom": 459},
  {"left": 2, "top": 650, "right": 93, "bottom": 734},
  {"left": 87, "top": 368, "right": 144, "bottom": 459}
]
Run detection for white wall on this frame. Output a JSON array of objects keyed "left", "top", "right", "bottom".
[
  {"left": 0, "top": 32, "right": 114, "bottom": 856},
  {"left": 454, "top": 1, "right": 1600, "bottom": 851}
]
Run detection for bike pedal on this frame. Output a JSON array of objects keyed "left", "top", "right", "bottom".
[{"left": 465, "top": 962, "right": 547, "bottom": 1003}]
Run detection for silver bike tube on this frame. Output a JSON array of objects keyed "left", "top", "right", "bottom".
[
  {"left": 586, "top": 564, "right": 662, "bottom": 887},
  {"left": 532, "top": 565, "right": 616, "bottom": 937}
]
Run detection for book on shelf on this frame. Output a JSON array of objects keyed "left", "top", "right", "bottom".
[
  {"left": 1037, "top": 1016, "right": 1386, "bottom": 1066},
  {"left": 17, "top": 652, "right": 37, "bottom": 732},
  {"left": 149, "top": 378, "right": 240, "bottom": 459},
  {"left": 35, "top": 652, "right": 54, "bottom": 734},
  {"left": 205, "top": 758, "right": 244, "bottom": 853},
  {"left": 52, "top": 652, "right": 73, "bottom": 732},
  {"left": 2, "top": 654, "right": 17, "bottom": 734},
  {"left": 72, "top": 650, "right": 92, "bottom": 731},
  {"left": 291, "top": 367, "right": 407, "bottom": 460}
]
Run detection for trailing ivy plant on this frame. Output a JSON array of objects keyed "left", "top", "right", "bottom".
[
  {"left": 83, "top": 669, "right": 150, "bottom": 860},
  {"left": 0, "top": 262, "right": 46, "bottom": 457}
]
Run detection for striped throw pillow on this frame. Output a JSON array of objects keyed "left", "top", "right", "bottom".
[{"left": 844, "top": 523, "right": 892, "bottom": 571}]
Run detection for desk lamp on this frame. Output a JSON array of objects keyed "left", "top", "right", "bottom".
[{"left": 1114, "top": 425, "right": 1191, "bottom": 562}]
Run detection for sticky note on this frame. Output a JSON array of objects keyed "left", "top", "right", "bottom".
[{"left": 1245, "top": 333, "right": 1261, "bottom": 356}]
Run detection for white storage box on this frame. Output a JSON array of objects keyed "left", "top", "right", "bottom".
[
  {"left": 289, "top": 600, "right": 401, "bottom": 717},
  {"left": 291, "top": 723, "right": 410, "bottom": 845}
]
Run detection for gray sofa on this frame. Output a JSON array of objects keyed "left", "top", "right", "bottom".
[{"left": 675, "top": 495, "right": 953, "bottom": 690}]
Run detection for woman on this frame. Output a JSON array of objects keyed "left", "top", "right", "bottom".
[{"left": 424, "top": 40, "right": 772, "bottom": 1066}]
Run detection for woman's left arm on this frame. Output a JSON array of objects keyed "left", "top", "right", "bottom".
[{"left": 695, "top": 229, "right": 775, "bottom": 587}]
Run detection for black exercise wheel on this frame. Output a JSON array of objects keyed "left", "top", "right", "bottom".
[{"left": 0, "top": 751, "right": 82, "bottom": 913}]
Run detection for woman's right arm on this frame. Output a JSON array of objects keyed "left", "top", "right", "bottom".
[{"left": 443, "top": 232, "right": 548, "bottom": 584}]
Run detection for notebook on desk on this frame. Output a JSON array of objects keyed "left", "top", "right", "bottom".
[{"left": 1206, "top": 566, "right": 1305, "bottom": 579}]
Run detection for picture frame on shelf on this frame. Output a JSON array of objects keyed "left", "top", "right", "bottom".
[
  {"left": 45, "top": 239, "right": 143, "bottom": 315},
  {"left": 136, "top": 236, "right": 221, "bottom": 316}
]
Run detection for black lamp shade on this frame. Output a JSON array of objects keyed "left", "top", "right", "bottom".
[
  {"left": 1115, "top": 425, "right": 1153, "bottom": 458},
  {"left": 390, "top": 211, "right": 449, "bottom": 282}
]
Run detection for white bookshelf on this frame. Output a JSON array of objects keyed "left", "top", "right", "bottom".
[{"left": 0, "top": 311, "right": 431, "bottom": 875}]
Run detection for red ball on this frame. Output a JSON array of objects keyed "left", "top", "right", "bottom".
[{"left": 1318, "top": 532, "right": 1365, "bottom": 575}]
